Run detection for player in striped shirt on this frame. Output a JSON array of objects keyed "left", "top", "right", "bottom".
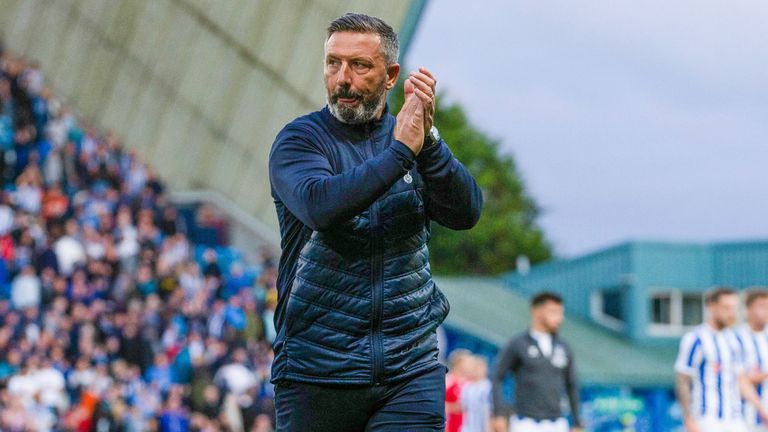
[
  {"left": 735, "top": 289, "right": 768, "bottom": 432},
  {"left": 675, "top": 287, "right": 768, "bottom": 432}
]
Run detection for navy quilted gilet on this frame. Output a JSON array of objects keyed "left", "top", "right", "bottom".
[{"left": 268, "top": 105, "right": 482, "bottom": 385}]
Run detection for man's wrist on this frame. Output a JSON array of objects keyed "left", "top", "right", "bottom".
[{"left": 422, "top": 125, "right": 441, "bottom": 151}]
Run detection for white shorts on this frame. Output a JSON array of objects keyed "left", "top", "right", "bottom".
[
  {"left": 747, "top": 424, "right": 768, "bottom": 432},
  {"left": 509, "top": 416, "right": 569, "bottom": 432},
  {"left": 696, "top": 419, "right": 748, "bottom": 432}
]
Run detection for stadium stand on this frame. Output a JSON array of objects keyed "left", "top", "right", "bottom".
[{"left": 0, "top": 50, "right": 277, "bottom": 431}]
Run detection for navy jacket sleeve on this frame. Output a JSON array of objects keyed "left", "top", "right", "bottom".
[
  {"left": 416, "top": 140, "right": 483, "bottom": 230},
  {"left": 269, "top": 127, "right": 416, "bottom": 232}
]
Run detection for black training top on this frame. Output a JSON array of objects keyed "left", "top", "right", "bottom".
[{"left": 491, "top": 331, "right": 582, "bottom": 427}]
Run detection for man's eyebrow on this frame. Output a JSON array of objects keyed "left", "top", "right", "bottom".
[{"left": 325, "top": 53, "right": 375, "bottom": 63}]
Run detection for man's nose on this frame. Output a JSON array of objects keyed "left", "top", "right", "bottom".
[{"left": 336, "top": 62, "right": 353, "bottom": 85}]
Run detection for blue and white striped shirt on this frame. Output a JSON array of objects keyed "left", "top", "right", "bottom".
[
  {"left": 735, "top": 324, "right": 768, "bottom": 426},
  {"left": 675, "top": 324, "right": 745, "bottom": 421}
]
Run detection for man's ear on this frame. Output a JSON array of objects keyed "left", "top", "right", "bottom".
[{"left": 385, "top": 63, "right": 400, "bottom": 90}]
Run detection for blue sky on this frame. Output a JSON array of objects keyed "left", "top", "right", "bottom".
[{"left": 406, "top": 0, "right": 768, "bottom": 256}]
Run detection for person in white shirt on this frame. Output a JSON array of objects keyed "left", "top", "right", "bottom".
[
  {"left": 735, "top": 289, "right": 768, "bottom": 432},
  {"left": 54, "top": 220, "right": 86, "bottom": 276},
  {"left": 35, "top": 358, "right": 68, "bottom": 412},
  {"left": 11, "top": 265, "right": 41, "bottom": 310},
  {"left": 676, "top": 287, "right": 768, "bottom": 432},
  {"left": 461, "top": 355, "right": 493, "bottom": 432}
]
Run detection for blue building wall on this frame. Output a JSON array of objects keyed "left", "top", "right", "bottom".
[
  {"left": 506, "top": 243, "right": 632, "bottom": 323},
  {"left": 629, "top": 243, "right": 713, "bottom": 343},
  {"left": 504, "top": 241, "right": 768, "bottom": 346},
  {"left": 714, "top": 242, "right": 768, "bottom": 287}
]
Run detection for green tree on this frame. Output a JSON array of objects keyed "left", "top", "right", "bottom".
[{"left": 390, "top": 80, "right": 552, "bottom": 274}]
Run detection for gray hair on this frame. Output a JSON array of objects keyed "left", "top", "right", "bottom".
[{"left": 327, "top": 13, "right": 399, "bottom": 65}]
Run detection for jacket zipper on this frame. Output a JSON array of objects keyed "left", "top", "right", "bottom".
[
  {"left": 371, "top": 200, "right": 384, "bottom": 385},
  {"left": 367, "top": 124, "right": 385, "bottom": 385}
]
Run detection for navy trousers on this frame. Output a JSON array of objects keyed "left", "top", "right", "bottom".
[{"left": 274, "top": 364, "right": 447, "bottom": 431}]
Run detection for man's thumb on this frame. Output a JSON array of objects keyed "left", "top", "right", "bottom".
[{"left": 404, "top": 78, "right": 414, "bottom": 96}]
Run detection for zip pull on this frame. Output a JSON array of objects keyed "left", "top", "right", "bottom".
[{"left": 403, "top": 170, "right": 413, "bottom": 184}]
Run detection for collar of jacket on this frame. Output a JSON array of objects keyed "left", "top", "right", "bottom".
[
  {"left": 525, "top": 329, "right": 561, "bottom": 344},
  {"left": 321, "top": 103, "right": 395, "bottom": 142}
]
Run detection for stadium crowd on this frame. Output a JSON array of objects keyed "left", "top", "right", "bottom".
[{"left": 0, "top": 48, "right": 278, "bottom": 431}]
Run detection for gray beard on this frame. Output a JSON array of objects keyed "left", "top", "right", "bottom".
[{"left": 327, "top": 82, "right": 388, "bottom": 125}]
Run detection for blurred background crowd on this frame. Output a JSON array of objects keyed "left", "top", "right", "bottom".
[{"left": 0, "top": 47, "right": 279, "bottom": 431}]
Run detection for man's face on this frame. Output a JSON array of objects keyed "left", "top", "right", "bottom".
[
  {"left": 532, "top": 301, "right": 565, "bottom": 333},
  {"left": 710, "top": 293, "right": 739, "bottom": 329},
  {"left": 324, "top": 31, "right": 399, "bottom": 124},
  {"left": 748, "top": 296, "right": 768, "bottom": 328}
]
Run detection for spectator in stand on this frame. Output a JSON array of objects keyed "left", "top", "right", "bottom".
[{"left": 10, "top": 264, "right": 40, "bottom": 309}]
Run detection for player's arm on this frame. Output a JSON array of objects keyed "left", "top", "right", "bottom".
[
  {"left": 675, "top": 373, "right": 699, "bottom": 432},
  {"left": 733, "top": 333, "right": 767, "bottom": 385},
  {"left": 743, "top": 354, "right": 768, "bottom": 383},
  {"left": 445, "top": 386, "right": 461, "bottom": 414},
  {"left": 731, "top": 333, "right": 768, "bottom": 422},
  {"left": 564, "top": 344, "right": 583, "bottom": 432},
  {"left": 674, "top": 333, "right": 702, "bottom": 432},
  {"left": 407, "top": 68, "right": 483, "bottom": 231},
  {"left": 746, "top": 370, "right": 768, "bottom": 384},
  {"left": 739, "top": 372, "right": 768, "bottom": 423},
  {"left": 491, "top": 416, "right": 507, "bottom": 432},
  {"left": 445, "top": 401, "right": 461, "bottom": 413},
  {"left": 491, "top": 340, "right": 519, "bottom": 432}
]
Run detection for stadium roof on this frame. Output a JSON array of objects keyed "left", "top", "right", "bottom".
[
  {"left": 0, "top": 0, "right": 428, "bottom": 252},
  {"left": 435, "top": 276, "right": 678, "bottom": 387}
]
